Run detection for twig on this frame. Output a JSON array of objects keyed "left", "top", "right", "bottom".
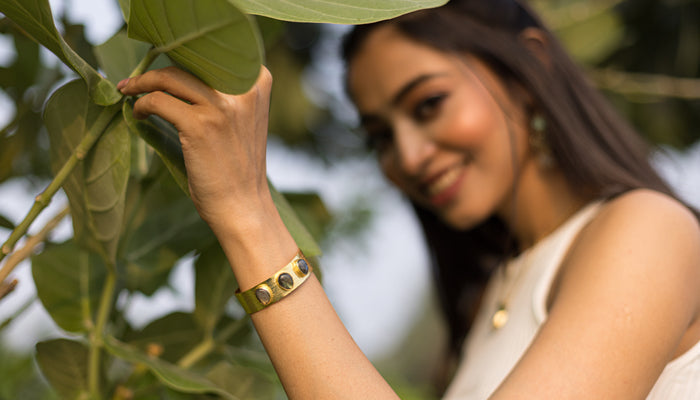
[
  {"left": 0, "top": 206, "right": 70, "bottom": 291},
  {"left": 0, "top": 279, "right": 18, "bottom": 302},
  {"left": 589, "top": 68, "right": 700, "bottom": 100}
]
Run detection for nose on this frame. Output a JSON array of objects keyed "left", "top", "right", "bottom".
[{"left": 392, "top": 121, "right": 435, "bottom": 176}]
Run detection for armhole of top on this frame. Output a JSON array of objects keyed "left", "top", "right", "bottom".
[{"left": 532, "top": 202, "right": 604, "bottom": 324}]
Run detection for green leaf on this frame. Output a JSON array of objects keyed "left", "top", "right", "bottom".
[
  {"left": 230, "top": 0, "right": 448, "bottom": 23},
  {"left": 194, "top": 242, "right": 238, "bottom": 334},
  {"left": 118, "top": 0, "right": 131, "bottom": 22},
  {"left": 35, "top": 339, "right": 90, "bottom": 399},
  {"left": 282, "top": 191, "right": 332, "bottom": 243},
  {"left": 121, "top": 171, "right": 215, "bottom": 295},
  {"left": 122, "top": 101, "right": 189, "bottom": 195},
  {"left": 554, "top": 7, "right": 624, "bottom": 64},
  {"left": 206, "top": 362, "right": 278, "bottom": 399},
  {"left": 124, "top": 312, "right": 203, "bottom": 363},
  {"left": 270, "top": 182, "right": 322, "bottom": 257},
  {"left": 95, "top": 30, "right": 153, "bottom": 84},
  {"left": 128, "top": 0, "right": 264, "bottom": 94},
  {"left": 0, "top": 0, "right": 122, "bottom": 104},
  {"left": 103, "top": 336, "right": 239, "bottom": 400},
  {"left": 44, "top": 80, "right": 130, "bottom": 263},
  {"left": 31, "top": 241, "right": 106, "bottom": 333}
]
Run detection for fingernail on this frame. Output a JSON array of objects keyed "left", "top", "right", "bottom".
[{"left": 117, "top": 78, "right": 130, "bottom": 91}]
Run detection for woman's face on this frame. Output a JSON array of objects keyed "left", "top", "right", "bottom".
[{"left": 347, "top": 25, "right": 534, "bottom": 229}]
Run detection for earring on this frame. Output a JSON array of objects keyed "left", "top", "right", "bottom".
[{"left": 529, "top": 114, "right": 554, "bottom": 168}]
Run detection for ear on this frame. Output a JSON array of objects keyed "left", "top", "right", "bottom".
[{"left": 518, "top": 27, "right": 552, "bottom": 70}]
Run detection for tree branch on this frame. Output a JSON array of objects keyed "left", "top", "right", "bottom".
[
  {"left": 589, "top": 68, "right": 700, "bottom": 100},
  {"left": 0, "top": 205, "right": 70, "bottom": 299}
]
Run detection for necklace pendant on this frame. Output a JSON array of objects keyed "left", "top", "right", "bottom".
[{"left": 492, "top": 304, "right": 508, "bottom": 330}]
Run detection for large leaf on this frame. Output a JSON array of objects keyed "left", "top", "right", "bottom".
[
  {"left": 35, "top": 339, "right": 90, "bottom": 399},
  {"left": 555, "top": 7, "right": 624, "bottom": 64},
  {"left": 0, "top": 0, "right": 122, "bottom": 104},
  {"left": 194, "top": 242, "right": 238, "bottom": 334},
  {"left": 95, "top": 30, "right": 153, "bottom": 84},
  {"left": 45, "top": 80, "right": 130, "bottom": 263},
  {"left": 124, "top": 312, "right": 203, "bottom": 363},
  {"left": 103, "top": 336, "right": 239, "bottom": 400},
  {"left": 128, "top": 0, "right": 264, "bottom": 94},
  {"left": 121, "top": 172, "right": 214, "bottom": 295},
  {"left": 122, "top": 101, "right": 189, "bottom": 195},
  {"left": 31, "top": 241, "right": 106, "bottom": 333},
  {"left": 95, "top": 30, "right": 174, "bottom": 85},
  {"left": 230, "top": 0, "right": 448, "bottom": 23},
  {"left": 270, "top": 182, "right": 322, "bottom": 257},
  {"left": 206, "top": 362, "right": 279, "bottom": 399}
]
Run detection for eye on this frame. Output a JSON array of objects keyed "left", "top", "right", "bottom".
[{"left": 413, "top": 93, "right": 448, "bottom": 122}]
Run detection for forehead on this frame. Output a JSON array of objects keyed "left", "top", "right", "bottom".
[{"left": 347, "top": 25, "right": 459, "bottom": 111}]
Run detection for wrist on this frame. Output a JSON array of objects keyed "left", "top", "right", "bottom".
[{"left": 207, "top": 197, "right": 300, "bottom": 291}]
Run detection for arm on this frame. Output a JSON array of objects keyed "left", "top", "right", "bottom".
[
  {"left": 491, "top": 190, "right": 700, "bottom": 399},
  {"left": 118, "top": 67, "right": 399, "bottom": 400}
]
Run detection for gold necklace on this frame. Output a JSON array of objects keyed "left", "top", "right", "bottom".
[{"left": 491, "top": 249, "right": 536, "bottom": 330}]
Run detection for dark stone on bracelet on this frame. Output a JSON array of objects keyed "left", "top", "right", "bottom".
[
  {"left": 255, "top": 288, "right": 271, "bottom": 304},
  {"left": 297, "top": 259, "right": 309, "bottom": 275},
  {"left": 278, "top": 273, "right": 294, "bottom": 290}
]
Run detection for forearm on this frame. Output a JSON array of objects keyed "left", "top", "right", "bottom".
[{"left": 212, "top": 201, "right": 399, "bottom": 400}]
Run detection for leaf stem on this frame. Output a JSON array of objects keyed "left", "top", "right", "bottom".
[
  {"left": 129, "top": 47, "right": 160, "bottom": 78},
  {"left": 89, "top": 268, "right": 117, "bottom": 399},
  {"left": 0, "top": 102, "right": 121, "bottom": 265},
  {"left": 176, "top": 318, "right": 248, "bottom": 369},
  {"left": 177, "top": 336, "right": 215, "bottom": 369}
]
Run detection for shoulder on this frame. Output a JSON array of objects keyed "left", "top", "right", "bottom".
[
  {"left": 580, "top": 189, "right": 700, "bottom": 263},
  {"left": 492, "top": 190, "right": 700, "bottom": 397},
  {"left": 557, "top": 188, "right": 700, "bottom": 322}
]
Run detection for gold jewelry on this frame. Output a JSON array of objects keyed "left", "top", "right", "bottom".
[
  {"left": 491, "top": 250, "right": 536, "bottom": 330},
  {"left": 235, "top": 251, "right": 312, "bottom": 314}
]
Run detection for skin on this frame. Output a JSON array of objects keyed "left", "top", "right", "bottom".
[{"left": 117, "top": 23, "right": 700, "bottom": 399}]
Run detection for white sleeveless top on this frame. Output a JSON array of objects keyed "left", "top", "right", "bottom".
[{"left": 443, "top": 202, "right": 700, "bottom": 399}]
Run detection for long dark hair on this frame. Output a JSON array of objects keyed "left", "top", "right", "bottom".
[{"left": 342, "top": 0, "right": 695, "bottom": 370}]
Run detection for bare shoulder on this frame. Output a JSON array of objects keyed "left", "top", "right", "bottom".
[
  {"left": 492, "top": 190, "right": 700, "bottom": 398},
  {"left": 559, "top": 188, "right": 700, "bottom": 324}
]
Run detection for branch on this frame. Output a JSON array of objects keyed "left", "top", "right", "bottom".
[
  {"left": 0, "top": 279, "right": 17, "bottom": 302},
  {"left": 589, "top": 68, "right": 700, "bottom": 100},
  {"left": 0, "top": 206, "right": 70, "bottom": 295}
]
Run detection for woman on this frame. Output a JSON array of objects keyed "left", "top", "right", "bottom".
[{"left": 117, "top": 0, "right": 700, "bottom": 398}]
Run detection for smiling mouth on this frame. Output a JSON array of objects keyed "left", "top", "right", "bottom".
[{"left": 426, "top": 167, "right": 462, "bottom": 199}]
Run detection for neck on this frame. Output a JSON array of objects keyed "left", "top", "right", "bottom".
[{"left": 499, "top": 161, "right": 591, "bottom": 252}]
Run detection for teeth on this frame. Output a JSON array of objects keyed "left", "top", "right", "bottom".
[{"left": 427, "top": 168, "right": 461, "bottom": 196}]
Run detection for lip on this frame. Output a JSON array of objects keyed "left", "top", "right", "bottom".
[{"left": 423, "top": 165, "right": 465, "bottom": 207}]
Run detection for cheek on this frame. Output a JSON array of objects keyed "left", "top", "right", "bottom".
[
  {"left": 435, "top": 92, "right": 501, "bottom": 150},
  {"left": 379, "top": 154, "right": 404, "bottom": 188}
]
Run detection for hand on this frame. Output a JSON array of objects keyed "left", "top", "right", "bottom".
[{"left": 118, "top": 66, "right": 274, "bottom": 229}]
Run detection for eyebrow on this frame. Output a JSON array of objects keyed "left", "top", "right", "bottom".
[
  {"left": 391, "top": 73, "right": 445, "bottom": 106},
  {"left": 359, "top": 73, "right": 447, "bottom": 127}
]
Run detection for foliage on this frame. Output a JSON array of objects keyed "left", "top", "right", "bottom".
[{"left": 0, "top": 0, "right": 446, "bottom": 398}]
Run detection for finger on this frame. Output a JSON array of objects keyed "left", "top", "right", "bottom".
[
  {"left": 118, "top": 66, "right": 215, "bottom": 105},
  {"left": 131, "top": 90, "right": 193, "bottom": 129}
]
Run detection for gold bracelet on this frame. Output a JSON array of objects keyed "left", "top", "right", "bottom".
[{"left": 235, "top": 251, "right": 312, "bottom": 314}]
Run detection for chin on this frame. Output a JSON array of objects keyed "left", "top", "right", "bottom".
[{"left": 437, "top": 210, "right": 489, "bottom": 232}]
